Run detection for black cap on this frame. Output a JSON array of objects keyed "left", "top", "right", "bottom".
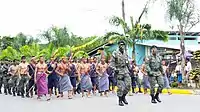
[
  {"left": 150, "top": 45, "right": 157, "bottom": 50},
  {"left": 118, "top": 40, "right": 126, "bottom": 45}
]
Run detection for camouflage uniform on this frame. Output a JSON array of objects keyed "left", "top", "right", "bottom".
[
  {"left": 18, "top": 75, "right": 30, "bottom": 98},
  {"left": 110, "top": 40, "right": 131, "bottom": 106},
  {"left": 0, "top": 64, "right": 4, "bottom": 94},
  {"left": 9, "top": 75, "right": 20, "bottom": 96},
  {"left": 146, "top": 45, "right": 164, "bottom": 104},
  {"left": 2, "top": 64, "right": 11, "bottom": 95}
]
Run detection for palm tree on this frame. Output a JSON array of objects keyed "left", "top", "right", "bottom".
[
  {"left": 105, "top": 16, "right": 168, "bottom": 59},
  {"left": 165, "top": 0, "right": 200, "bottom": 85}
]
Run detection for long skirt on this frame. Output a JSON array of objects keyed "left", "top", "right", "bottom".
[
  {"left": 36, "top": 72, "right": 48, "bottom": 96},
  {"left": 58, "top": 75, "right": 73, "bottom": 93},
  {"left": 143, "top": 75, "right": 150, "bottom": 89},
  {"left": 99, "top": 73, "right": 109, "bottom": 92},
  {"left": 163, "top": 75, "right": 170, "bottom": 89},
  {"left": 80, "top": 74, "right": 93, "bottom": 91}
]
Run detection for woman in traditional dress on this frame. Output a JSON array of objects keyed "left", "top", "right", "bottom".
[{"left": 34, "top": 56, "right": 48, "bottom": 100}]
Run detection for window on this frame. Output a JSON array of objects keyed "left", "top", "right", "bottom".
[
  {"left": 178, "top": 37, "right": 196, "bottom": 40},
  {"left": 169, "top": 37, "right": 177, "bottom": 40}
]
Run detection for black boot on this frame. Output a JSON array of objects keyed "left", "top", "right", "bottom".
[
  {"left": 138, "top": 88, "right": 142, "bottom": 93},
  {"left": 122, "top": 94, "right": 128, "bottom": 105},
  {"left": 132, "top": 87, "right": 135, "bottom": 93},
  {"left": 4, "top": 89, "right": 7, "bottom": 95},
  {"left": 155, "top": 93, "right": 161, "bottom": 103},
  {"left": 13, "top": 92, "right": 16, "bottom": 96},
  {"left": 26, "top": 93, "right": 30, "bottom": 98},
  {"left": 8, "top": 88, "right": 12, "bottom": 95},
  {"left": 150, "top": 94, "right": 157, "bottom": 104},
  {"left": 118, "top": 96, "right": 124, "bottom": 106},
  {"left": 17, "top": 91, "right": 20, "bottom": 96},
  {"left": 21, "top": 92, "right": 25, "bottom": 98}
]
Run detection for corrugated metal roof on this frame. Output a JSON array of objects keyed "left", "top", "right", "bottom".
[{"left": 136, "top": 43, "right": 200, "bottom": 51}]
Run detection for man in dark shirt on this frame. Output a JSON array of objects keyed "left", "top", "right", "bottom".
[{"left": 27, "top": 56, "right": 37, "bottom": 98}]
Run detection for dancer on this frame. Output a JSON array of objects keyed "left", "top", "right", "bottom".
[
  {"left": 107, "top": 59, "right": 116, "bottom": 94},
  {"left": 27, "top": 56, "right": 37, "bottom": 98},
  {"left": 146, "top": 45, "right": 164, "bottom": 104},
  {"left": 79, "top": 58, "right": 93, "bottom": 97},
  {"left": 97, "top": 58, "right": 109, "bottom": 97},
  {"left": 56, "top": 57, "right": 73, "bottom": 99},
  {"left": 110, "top": 40, "right": 131, "bottom": 106},
  {"left": 89, "top": 57, "right": 98, "bottom": 95},
  {"left": 69, "top": 58, "right": 77, "bottom": 95},
  {"left": 47, "top": 57, "right": 59, "bottom": 98},
  {"left": 34, "top": 56, "right": 48, "bottom": 100},
  {"left": 141, "top": 58, "right": 150, "bottom": 94}
]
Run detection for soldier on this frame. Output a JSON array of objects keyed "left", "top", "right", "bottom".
[
  {"left": 3, "top": 61, "right": 11, "bottom": 95},
  {"left": 146, "top": 45, "right": 164, "bottom": 104},
  {"left": 110, "top": 40, "right": 131, "bottom": 106},
  {"left": 18, "top": 56, "right": 31, "bottom": 98},
  {"left": 8, "top": 59, "right": 19, "bottom": 96},
  {"left": 0, "top": 62, "right": 5, "bottom": 94}
]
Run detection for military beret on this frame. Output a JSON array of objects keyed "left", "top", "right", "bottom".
[
  {"left": 118, "top": 40, "right": 126, "bottom": 45},
  {"left": 150, "top": 45, "right": 157, "bottom": 50}
]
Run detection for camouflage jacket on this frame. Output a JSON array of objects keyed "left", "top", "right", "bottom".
[
  {"left": 110, "top": 50, "right": 130, "bottom": 75},
  {"left": 146, "top": 55, "right": 164, "bottom": 77}
]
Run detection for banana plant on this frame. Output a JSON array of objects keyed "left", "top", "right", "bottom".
[
  {"left": 38, "top": 42, "right": 56, "bottom": 59},
  {"left": 0, "top": 46, "right": 20, "bottom": 60},
  {"left": 53, "top": 45, "right": 71, "bottom": 58},
  {"left": 73, "top": 51, "right": 89, "bottom": 59}
]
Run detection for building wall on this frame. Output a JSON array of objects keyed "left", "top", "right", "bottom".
[
  {"left": 135, "top": 35, "right": 199, "bottom": 65},
  {"left": 135, "top": 44, "right": 145, "bottom": 65}
]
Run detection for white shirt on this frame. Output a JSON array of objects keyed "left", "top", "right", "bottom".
[{"left": 186, "top": 62, "right": 192, "bottom": 72}]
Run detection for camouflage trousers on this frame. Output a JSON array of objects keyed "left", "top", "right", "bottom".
[
  {"left": 8, "top": 75, "right": 20, "bottom": 93},
  {"left": 148, "top": 75, "right": 164, "bottom": 95},
  {"left": 18, "top": 75, "right": 30, "bottom": 95},
  {"left": 0, "top": 75, "right": 3, "bottom": 91},
  {"left": 116, "top": 74, "right": 131, "bottom": 97},
  {"left": 3, "top": 75, "right": 11, "bottom": 91}
]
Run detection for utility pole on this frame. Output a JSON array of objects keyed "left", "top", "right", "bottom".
[{"left": 122, "top": 0, "right": 125, "bottom": 21}]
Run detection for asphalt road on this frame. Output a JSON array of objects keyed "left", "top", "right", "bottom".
[{"left": 0, "top": 93, "right": 199, "bottom": 112}]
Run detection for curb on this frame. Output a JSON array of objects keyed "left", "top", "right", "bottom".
[{"left": 112, "top": 87, "right": 194, "bottom": 94}]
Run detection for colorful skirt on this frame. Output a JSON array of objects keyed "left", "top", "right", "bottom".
[
  {"left": 80, "top": 74, "right": 93, "bottom": 91},
  {"left": 58, "top": 75, "right": 73, "bottom": 92},
  {"left": 99, "top": 73, "right": 109, "bottom": 92},
  {"left": 36, "top": 72, "right": 48, "bottom": 96},
  {"left": 143, "top": 75, "right": 150, "bottom": 89}
]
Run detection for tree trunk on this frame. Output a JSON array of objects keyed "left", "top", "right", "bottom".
[
  {"left": 122, "top": 0, "right": 125, "bottom": 21},
  {"left": 180, "top": 26, "right": 186, "bottom": 86},
  {"left": 132, "top": 42, "right": 136, "bottom": 60}
]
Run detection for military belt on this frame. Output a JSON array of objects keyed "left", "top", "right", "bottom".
[{"left": 152, "top": 69, "right": 159, "bottom": 72}]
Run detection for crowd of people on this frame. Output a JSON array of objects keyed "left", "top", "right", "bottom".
[{"left": 0, "top": 54, "right": 174, "bottom": 101}]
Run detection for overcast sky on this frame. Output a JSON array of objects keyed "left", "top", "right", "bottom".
[{"left": 0, "top": 0, "right": 200, "bottom": 38}]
